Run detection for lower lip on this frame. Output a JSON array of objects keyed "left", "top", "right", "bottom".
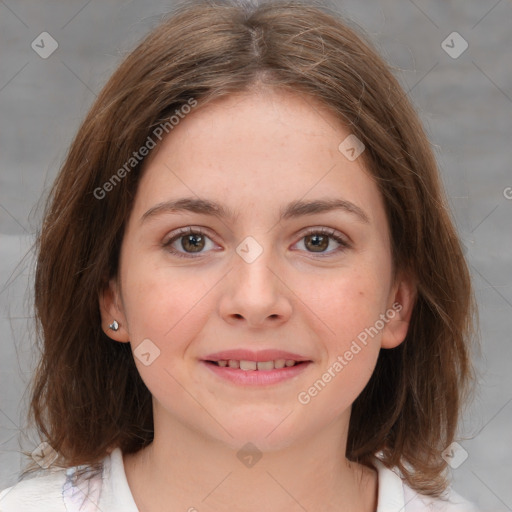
[{"left": 201, "top": 361, "right": 312, "bottom": 386}]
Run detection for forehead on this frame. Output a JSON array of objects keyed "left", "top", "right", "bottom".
[{"left": 134, "top": 89, "right": 386, "bottom": 229}]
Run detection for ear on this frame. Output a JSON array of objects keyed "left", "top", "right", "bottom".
[
  {"left": 381, "top": 270, "right": 416, "bottom": 349},
  {"left": 99, "top": 278, "right": 130, "bottom": 343}
]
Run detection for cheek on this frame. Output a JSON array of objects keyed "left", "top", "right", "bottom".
[
  {"left": 298, "top": 274, "right": 384, "bottom": 416},
  {"left": 119, "top": 257, "right": 214, "bottom": 400},
  {"left": 120, "top": 253, "right": 212, "bottom": 350},
  {"left": 299, "top": 268, "right": 388, "bottom": 408},
  {"left": 307, "top": 267, "right": 389, "bottom": 344}
]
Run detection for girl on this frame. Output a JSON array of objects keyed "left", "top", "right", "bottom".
[{"left": 0, "top": 0, "right": 479, "bottom": 510}]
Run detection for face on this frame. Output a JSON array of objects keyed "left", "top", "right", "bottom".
[{"left": 101, "top": 88, "right": 414, "bottom": 451}]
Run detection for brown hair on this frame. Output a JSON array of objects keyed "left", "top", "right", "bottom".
[{"left": 21, "top": 0, "right": 478, "bottom": 497}]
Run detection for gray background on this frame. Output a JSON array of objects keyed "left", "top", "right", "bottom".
[{"left": 0, "top": 0, "right": 511, "bottom": 510}]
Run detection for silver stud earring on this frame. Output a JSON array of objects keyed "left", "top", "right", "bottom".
[{"left": 108, "top": 320, "right": 119, "bottom": 331}]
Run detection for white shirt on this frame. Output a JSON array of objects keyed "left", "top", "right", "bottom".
[{"left": 0, "top": 448, "right": 479, "bottom": 511}]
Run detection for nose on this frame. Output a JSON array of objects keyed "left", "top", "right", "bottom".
[{"left": 218, "top": 240, "right": 293, "bottom": 329}]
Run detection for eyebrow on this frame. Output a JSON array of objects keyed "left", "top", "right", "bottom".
[{"left": 140, "top": 196, "right": 370, "bottom": 225}]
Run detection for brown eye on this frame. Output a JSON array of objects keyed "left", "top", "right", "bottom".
[
  {"left": 304, "top": 233, "right": 330, "bottom": 252},
  {"left": 296, "top": 228, "right": 351, "bottom": 256},
  {"left": 163, "top": 227, "right": 216, "bottom": 258},
  {"left": 180, "top": 232, "right": 205, "bottom": 253}
]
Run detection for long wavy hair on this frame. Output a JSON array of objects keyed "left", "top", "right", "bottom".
[{"left": 21, "top": 0, "right": 478, "bottom": 497}]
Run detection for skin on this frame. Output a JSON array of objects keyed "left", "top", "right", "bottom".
[{"left": 100, "top": 87, "right": 415, "bottom": 512}]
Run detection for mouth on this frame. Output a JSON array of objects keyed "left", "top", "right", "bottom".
[
  {"left": 203, "top": 349, "right": 311, "bottom": 365},
  {"left": 204, "top": 359, "right": 309, "bottom": 370},
  {"left": 200, "top": 350, "right": 313, "bottom": 386},
  {"left": 201, "top": 349, "right": 313, "bottom": 385}
]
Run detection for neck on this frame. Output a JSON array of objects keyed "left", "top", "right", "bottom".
[{"left": 123, "top": 407, "right": 378, "bottom": 512}]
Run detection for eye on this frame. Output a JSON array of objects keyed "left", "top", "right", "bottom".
[
  {"left": 162, "top": 226, "right": 351, "bottom": 259},
  {"left": 162, "top": 227, "right": 218, "bottom": 258},
  {"left": 293, "top": 227, "right": 351, "bottom": 256}
]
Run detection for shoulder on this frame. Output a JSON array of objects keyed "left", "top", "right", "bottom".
[
  {"left": 0, "top": 468, "right": 70, "bottom": 512},
  {"left": 373, "top": 459, "right": 479, "bottom": 512},
  {"left": 0, "top": 459, "right": 104, "bottom": 512},
  {"left": 402, "top": 481, "right": 479, "bottom": 512}
]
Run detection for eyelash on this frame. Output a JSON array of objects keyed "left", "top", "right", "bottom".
[{"left": 162, "top": 226, "right": 351, "bottom": 259}]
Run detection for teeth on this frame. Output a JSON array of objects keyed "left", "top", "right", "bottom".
[
  {"left": 240, "top": 360, "right": 257, "bottom": 371},
  {"left": 257, "top": 361, "right": 274, "bottom": 371},
  {"left": 214, "top": 359, "right": 301, "bottom": 370}
]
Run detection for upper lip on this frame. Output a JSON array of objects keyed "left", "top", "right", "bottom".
[{"left": 203, "top": 349, "right": 311, "bottom": 362}]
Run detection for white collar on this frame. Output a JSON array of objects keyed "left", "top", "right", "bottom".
[
  {"left": 99, "top": 447, "right": 139, "bottom": 511},
  {"left": 373, "top": 458, "right": 407, "bottom": 512}
]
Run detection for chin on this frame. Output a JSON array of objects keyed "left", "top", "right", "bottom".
[{"left": 214, "top": 421, "right": 301, "bottom": 453}]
